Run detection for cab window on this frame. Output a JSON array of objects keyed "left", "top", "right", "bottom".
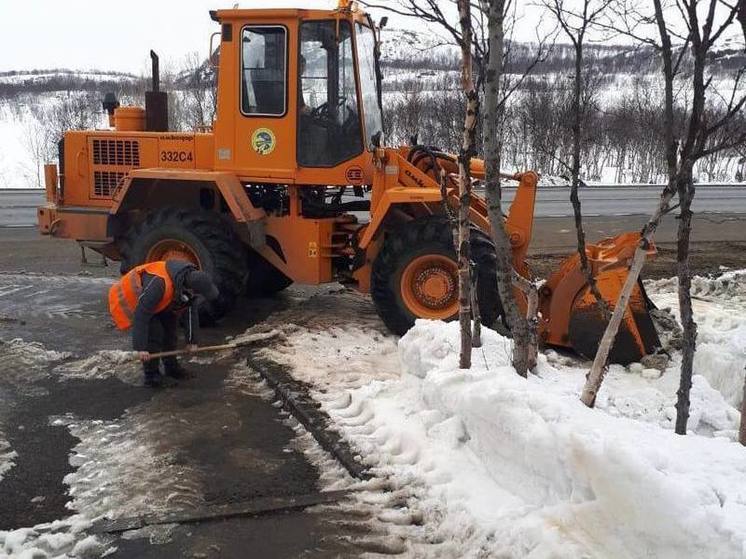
[
  {"left": 241, "top": 26, "right": 287, "bottom": 116},
  {"left": 298, "top": 20, "right": 363, "bottom": 167}
]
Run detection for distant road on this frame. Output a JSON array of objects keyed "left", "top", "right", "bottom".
[
  {"left": 497, "top": 184, "right": 746, "bottom": 217},
  {"left": 3, "top": 184, "right": 746, "bottom": 227},
  {"left": 0, "top": 189, "right": 44, "bottom": 227}
]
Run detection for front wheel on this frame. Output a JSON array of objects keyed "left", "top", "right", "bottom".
[
  {"left": 371, "top": 216, "right": 503, "bottom": 336},
  {"left": 118, "top": 209, "right": 247, "bottom": 323}
]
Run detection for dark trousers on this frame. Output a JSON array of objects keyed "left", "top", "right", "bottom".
[{"left": 143, "top": 311, "right": 179, "bottom": 376}]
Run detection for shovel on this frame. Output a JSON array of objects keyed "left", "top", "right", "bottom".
[{"left": 131, "top": 329, "right": 280, "bottom": 361}]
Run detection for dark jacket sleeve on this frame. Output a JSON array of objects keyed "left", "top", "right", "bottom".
[
  {"left": 182, "top": 297, "right": 200, "bottom": 345},
  {"left": 131, "top": 274, "right": 166, "bottom": 352}
]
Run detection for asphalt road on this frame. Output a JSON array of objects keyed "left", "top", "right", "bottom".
[
  {"left": 0, "top": 271, "right": 381, "bottom": 557},
  {"left": 4, "top": 185, "right": 746, "bottom": 227}
]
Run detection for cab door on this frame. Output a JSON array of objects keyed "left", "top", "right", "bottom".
[{"left": 233, "top": 22, "right": 297, "bottom": 180}]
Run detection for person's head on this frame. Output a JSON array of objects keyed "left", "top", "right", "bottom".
[{"left": 184, "top": 269, "right": 220, "bottom": 302}]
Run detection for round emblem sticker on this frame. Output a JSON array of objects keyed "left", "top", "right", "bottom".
[
  {"left": 345, "top": 166, "right": 364, "bottom": 185},
  {"left": 251, "top": 128, "right": 276, "bottom": 155}
]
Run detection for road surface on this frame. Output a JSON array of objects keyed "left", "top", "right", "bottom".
[{"left": 3, "top": 185, "right": 746, "bottom": 227}]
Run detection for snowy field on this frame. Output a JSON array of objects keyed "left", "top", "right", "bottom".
[{"left": 239, "top": 271, "right": 746, "bottom": 558}]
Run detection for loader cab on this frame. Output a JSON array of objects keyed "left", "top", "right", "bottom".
[{"left": 211, "top": 6, "right": 383, "bottom": 185}]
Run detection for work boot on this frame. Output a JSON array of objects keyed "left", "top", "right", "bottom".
[
  {"left": 164, "top": 360, "right": 192, "bottom": 380},
  {"left": 144, "top": 364, "right": 179, "bottom": 388},
  {"left": 144, "top": 372, "right": 166, "bottom": 388}
]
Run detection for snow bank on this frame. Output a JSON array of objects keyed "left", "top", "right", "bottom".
[
  {"left": 395, "top": 321, "right": 746, "bottom": 557},
  {"left": 250, "top": 273, "right": 746, "bottom": 557},
  {"left": 646, "top": 270, "right": 746, "bottom": 409}
]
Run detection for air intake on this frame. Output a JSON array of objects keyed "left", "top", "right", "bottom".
[{"left": 92, "top": 139, "right": 141, "bottom": 167}]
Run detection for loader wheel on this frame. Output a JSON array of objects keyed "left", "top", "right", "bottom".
[
  {"left": 118, "top": 209, "right": 247, "bottom": 324},
  {"left": 371, "top": 216, "right": 503, "bottom": 336},
  {"left": 245, "top": 249, "right": 293, "bottom": 297}
]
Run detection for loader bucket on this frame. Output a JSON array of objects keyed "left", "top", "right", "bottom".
[{"left": 568, "top": 271, "right": 661, "bottom": 364}]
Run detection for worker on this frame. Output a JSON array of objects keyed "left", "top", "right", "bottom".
[{"left": 108, "top": 260, "right": 220, "bottom": 387}]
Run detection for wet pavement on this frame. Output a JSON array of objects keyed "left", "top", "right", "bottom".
[{"left": 0, "top": 269, "right": 368, "bottom": 557}]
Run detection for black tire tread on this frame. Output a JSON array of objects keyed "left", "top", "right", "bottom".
[
  {"left": 118, "top": 208, "right": 247, "bottom": 323},
  {"left": 371, "top": 216, "right": 503, "bottom": 336}
]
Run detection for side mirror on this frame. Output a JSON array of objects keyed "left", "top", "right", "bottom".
[
  {"left": 209, "top": 32, "right": 221, "bottom": 68},
  {"left": 379, "top": 16, "right": 388, "bottom": 29}
]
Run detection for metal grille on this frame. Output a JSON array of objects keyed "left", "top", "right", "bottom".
[
  {"left": 92, "top": 139, "right": 140, "bottom": 166},
  {"left": 93, "top": 171, "right": 125, "bottom": 198}
]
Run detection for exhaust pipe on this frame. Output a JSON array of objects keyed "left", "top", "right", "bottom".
[{"left": 145, "top": 50, "right": 169, "bottom": 132}]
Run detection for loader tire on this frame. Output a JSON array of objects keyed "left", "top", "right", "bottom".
[
  {"left": 118, "top": 209, "right": 247, "bottom": 324},
  {"left": 371, "top": 216, "right": 503, "bottom": 336},
  {"left": 245, "top": 249, "right": 293, "bottom": 297}
]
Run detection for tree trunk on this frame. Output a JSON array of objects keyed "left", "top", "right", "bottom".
[
  {"left": 740, "top": 370, "right": 746, "bottom": 445},
  {"left": 457, "top": 0, "right": 478, "bottom": 369},
  {"left": 569, "top": 35, "right": 610, "bottom": 321},
  {"left": 471, "top": 265, "right": 482, "bottom": 347},
  {"left": 483, "top": 0, "right": 531, "bottom": 377},
  {"left": 513, "top": 271, "right": 538, "bottom": 371},
  {"left": 675, "top": 172, "right": 698, "bottom": 434},
  {"left": 581, "top": 181, "right": 677, "bottom": 406}
]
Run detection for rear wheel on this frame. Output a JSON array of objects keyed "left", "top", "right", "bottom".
[
  {"left": 118, "top": 209, "right": 247, "bottom": 323},
  {"left": 371, "top": 216, "right": 503, "bottom": 336}
]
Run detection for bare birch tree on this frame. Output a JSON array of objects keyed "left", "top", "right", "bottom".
[
  {"left": 740, "top": 369, "right": 746, "bottom": 445},
  {"left": 543, "top": 0, "right": 612, "bottom": 320},
  {"left": 480, "top": 0, "right": 535, "bottom": 376},
  {"left": 364, "top": 0, "right": 552, "bottom": 376},
  {"left": 582, "top": 0, "right": 746, "bottom": 410},
  {"left": 456, "top": 0, "right": 480, "bottom": 368}
]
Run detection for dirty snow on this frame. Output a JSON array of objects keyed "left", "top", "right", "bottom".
[
  {"left": 0, "top": 435, "right": 15, "bottom": 483},
  {"left": 252, "top": 273, "right": 746, "bottom": 558}
]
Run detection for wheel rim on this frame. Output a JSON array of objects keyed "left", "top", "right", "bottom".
[
  {"left": 400, "top": 254, "right": 459, "bottom": 320},
  {"left": 146, "top": 239, "right": 201, "bottom": 267}
]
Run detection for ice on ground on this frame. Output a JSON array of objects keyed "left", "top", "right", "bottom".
[
  {"left": 54, "top": 350, "right": 141, "bottom": 385},
  {"left": 60, "top": 408, "right": 205, "bottom": 521},
  {"left": 0, "top": 338, "right": 71, "bottom": 366},
  {"left": 0, "top": 435, "right": 16, "bottom": 482},
  {"left": 0, "top": 337, "right": 144, "bottom": 386},
  {"left": 0, "top": 516, "right": 110, "bottom": 559}
]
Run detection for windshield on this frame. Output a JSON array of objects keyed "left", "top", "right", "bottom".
[
  {"left": 298, "top": 20, "right": 363, "bottom": 167},
  {"left": 355, "top": 23, "right": 383, "bottom": 149}
]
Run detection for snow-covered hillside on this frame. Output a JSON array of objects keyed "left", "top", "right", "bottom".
[{"left": 0, "top": 27, "right": 744, "bottom": 188}]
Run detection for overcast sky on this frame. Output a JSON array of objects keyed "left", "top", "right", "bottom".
[
  {"left": 0, "top": 1, "right": 393, "bottom": 74},
  {"left": 0, "top": 0, "right": 552, "bottom": 74},
  {"left": 0, "top": 1, "right": 740, "bottom": 74}
]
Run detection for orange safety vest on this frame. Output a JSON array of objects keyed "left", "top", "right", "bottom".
[{"left": 108, "top": 261, "right": 175, "bottom": 330}]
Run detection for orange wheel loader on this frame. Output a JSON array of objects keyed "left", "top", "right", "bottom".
[{"left": 37, "top": 1, "right": 661, "bottom": 363}]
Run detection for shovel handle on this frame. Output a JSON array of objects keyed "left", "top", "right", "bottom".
[{"left": 139, "top": 343, "right": 237, "bottom": 361}]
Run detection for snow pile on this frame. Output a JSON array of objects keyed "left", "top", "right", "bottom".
[
  {"left": 252, "top": 272, "right": 746, "bottom": 557},
  {"left": 646, "top": 270, "right": 746, "bottom": 409},
  {"left": 391, "top": 321, "right": 746, "bottom": 557}
]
